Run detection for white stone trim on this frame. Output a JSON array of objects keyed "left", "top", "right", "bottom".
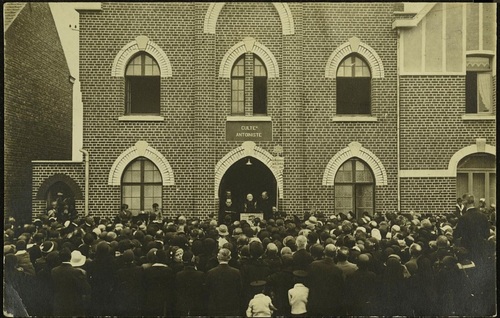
[
  {"left": 108, "top": 141, "right": 175, "bottom": 186},
  {"left": 400, "top": 141, "right": 496, "bottom": 178},
  {"left": 118, "top": 115, "right": 165, "bottom": 122},
  {"left": 461, "top": 114, "right": 496, "bottom": 121},
  {"left": 74, "top": 3, "right": 102, "bottom": 11},
  {"left": 325, "top": 37, "right": 385, "bottom": 79},
  {"left": 392, "top": 3, "right": 437, "bottom": 29},
  {"left": 111, "top": 36, "right": 172, "bottom": 78},
  {"left": 204, "top": 3, "right": 295, "bottom": 35},
  {"left": 214, "top": 141, "right": 284, "bottom": 199},
  {"left": 331, "top": 116, "right": 378, "bottom": 122},
  {"left": 226, "top": 116, "right": 272, "bottom": 122},
  {"left": 322, "top": 142, "right": 388, "bottom": 186},
  {"left": 219, "top": 38, "right": 279, "bottom": 78}
]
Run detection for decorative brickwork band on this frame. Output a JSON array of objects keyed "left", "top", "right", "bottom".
[
  {"left": 322, "top": 142, "right": 388, "bottom": 186},
  {"left": 108, "top": 141, "right": 175, "bottom": 186},
  {"left": 214, "top": 141, "right": 284, "bottom": 199},
  {"left": 36, "top": 174, "right": 83, "bottom": 200},
  {"left": 204, "top": 3, "right": 295, "bottom": 35},
  {"left": 219, "top": 37, "right": 279, "bottom": 78},
  {"left": 111, "top": 36, "right": 172, "bottom": 77},
  {"left": 325, "top": 37, "right": 385, "bottom": 79}
]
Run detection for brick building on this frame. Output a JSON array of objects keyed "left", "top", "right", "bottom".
[
  {"left": 4, "top": 2, "right": 73, "bottom": 223},
  {"left": 31, "top": 3, "right": 496, "bottom": 221}
]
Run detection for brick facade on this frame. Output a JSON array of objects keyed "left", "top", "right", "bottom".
[
  {"left": 30, "top": 3, "right": 496, "bottom": 220},
  {"left": 4, "top": 3, "right": 73, "bottom": 223}
]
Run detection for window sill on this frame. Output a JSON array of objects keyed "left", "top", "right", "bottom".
[
  {"left": 461, "top": 114, "right": 496, "bottom": 121},
  {"left": 226, "top": 116, "right": 272, "bottom": 122},
  {"left": 331, "top": 116, "right": 377, "bottom": 122},
  {"left": 118, "top": 115, "right": 165, "bottom": 122}
]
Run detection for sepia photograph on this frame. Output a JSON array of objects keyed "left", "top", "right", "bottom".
[{"left": 4, "top": 2, "right": 497, "bottom": 316}]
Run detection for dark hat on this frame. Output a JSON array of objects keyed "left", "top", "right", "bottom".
[
  {"left": 250, "top": 280, "right": 267, "bottom": 287},
  {"left": 41, "top": 241, "right": 55, "bottom": 254},
  {"left": 293, "top": 270, "right": 308, "bottom": 277},
  {"left": 122, "top": 249, "right": 135, "bottom": 263},
  {"left": 182, "top": 250, "right": 195, "bottom": 264}
]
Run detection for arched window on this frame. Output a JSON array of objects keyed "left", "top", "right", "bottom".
[
  {"left": 335, "top": 158, "right": 374, "bottom": 217},
  {"left": 231, "top": 55, "right": 245, "bottom": 115},
  {"left": 457, "top": 153, "right": 496, "bottom": 205},
  {"left": 253, "top": 55, "right": 268, "bottom": 115},
  {"left": 230, "top": 54, "right": 268, "bottom": 116},
  {"left": 122, "top": 157, "right": 162, "bottom": 213},
  {"left": 336, "top": 54, "right": 371, "bottom": 114},
  {"left": 125, "top": 53, "right": 160, "bottom": 114}
]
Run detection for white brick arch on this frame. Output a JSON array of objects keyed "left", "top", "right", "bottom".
[
  {"left": 219, "top": 37, "right": 279, "bottom": 78},
  {"left": 322, "top": 142, "right": 388, "bottom": 186},
  {"left": 204, "top": 3, "right": 295, "bottom": 35},
  {"left": 108, "top": 141, "right": 175, "bottom": 186},
  {"left": 111, "top": 36, "right": 172, "bottom": 78},
  {"left": 448, "top": 142, "right": 496, "bottom": 175},
  {"left": 325, "top": 37, "right": 385, "bottom": 79},
  {"left": 214, "top": 142, "right": 284, "bottom": 199}
]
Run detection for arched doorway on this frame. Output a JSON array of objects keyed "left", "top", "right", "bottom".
[
  {"left": 46, "top": 181, "right": 75, "bottom": 209},
  {"left": 219, "top": 157, "right": 277, "bottom": 215}
]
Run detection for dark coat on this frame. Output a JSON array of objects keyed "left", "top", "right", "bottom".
[
  {"left": 307, "top": 257, "right": 345, "bottom": 316},
  {"left": 206, "top": 263, "right": 243, "bottom": 316},
  {"left": 345, "top": 268, "right": 377, "bottom": 315},
  {"left": 87, "top": 256, "right": 116, "bottom": 316},
  {"left": 292, "top": 249, "right": 314, "bottom": 271},
  {"left": 266, "top": 269, "right": 295, "bottom": 317},
  {"left": 113, "top": 263, "right": 144, "bottom": 316},
  {"left": 454, "top": 208, "right": 490, "bottom": 259},
  {"left": 175, "top": 265, "right": 207, "bottom": 316},
  {"left": 143, "top": 264, "right": 175, "bottom": 316},
  {"left": 51, "top": 263, "right": 91, "bottom": 316}
]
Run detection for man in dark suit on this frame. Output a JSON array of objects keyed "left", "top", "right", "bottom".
[
  {"left": 51, "top": 248, "right": 91, "bottom": 316},
  {"left": 113, "top": 249, "right": 144, "bottom": 316},
  {"left": 307, "top": 244, "right": 345, "bottom": 316},
  {"left": 454, "top": 194, "right": 490, "bottom": 263},
  {"left": 175, "top": 250, "right": 207, "bottom": 316},
  {"left": 292, "top": 235, "right": 314, "bottom": 270},
  {"left": 143, "top": 249, "right": 175, "bottom": 316},
  {"left": 206, "top": 248, "right": 243, "bottom": 316}
]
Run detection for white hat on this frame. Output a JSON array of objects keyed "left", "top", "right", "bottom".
[
  {"left": 70, "top": 250, "right": 86, "bottom": 267},
  {"left": 217, "top": 224, "right": 229, "bottom": 236}
]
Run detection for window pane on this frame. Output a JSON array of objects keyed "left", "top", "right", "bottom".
[
  {"left": 356, "top": 184, "right": 374, "bottom": 215},
  {"left": 489, "top": 173, "right": 496, "bottom": 205},
  {"left": 335, "top": 161, "right": 353, "bottom": 183},
  {"left": 337, "top": 77, "right": 371, "bottom": 114},
  {"left": 232, "top": 57, "right": 245, "bottom": 76},
  {"left": 465, "top": 71, "right": 478, "bottom": 113},
  {"left": 355, "top": 161, "right": 374, "bottom": 182},
  {"left": 472, "top": 173, "right": 486, "bottom": 200},
  {"left": 458, "top": 154, "right": 496, "bottom": 169},
  {"left": 335, "top": 185, "right": 353, "bottom": 215},
  {"left": 254, "top": 56, "right": 267, "bottom": 77},
  {"left": 457, "top": 173, "right": 469, "bottom": 198},
  {"left": 144, "top": 185, "right": 162, "bottom": 210},
  {"left": 128, "top": 76, "right": 160, "bottom": 114},
  {"left": 253, "top": 77, "right": 267, "bottom": 115},
  {"left": 476, "top": 73, "right": 492, "bottom": 112},
  {"left": 122, "top": 185, "right": 141, "bottom": 212}
]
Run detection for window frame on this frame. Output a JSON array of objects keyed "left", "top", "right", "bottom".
[
  {"left": 336, "top": 54, "right": 372, "bottom": 115},
  {"left": 125, "top": 52, "right": 161, "bottom": 115},
  {"left": 456, "top": 154, "right": 496, "bottom": 205},
  {"left": 334, "top": 158, "right": 375, "bottom": 217},
  {"left": 121, "top": 157, "right": 163, "bottom": 213}
]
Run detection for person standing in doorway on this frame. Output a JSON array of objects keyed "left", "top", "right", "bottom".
[
  {"left": 243, "top": 193, "right": 257, "bottom": 213},
  {"left": 257, "top": 191, "right": 273, "bottom": 221}
]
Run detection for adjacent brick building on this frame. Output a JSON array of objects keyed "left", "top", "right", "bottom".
[
  {"left": 31, "top": 3, "right": 496, "bottom": 221},
  {"left": 4, "top": 2, "right": 73, "bottom": 223}
]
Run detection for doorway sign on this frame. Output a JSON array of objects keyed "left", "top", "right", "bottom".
[{"left": 226, "top": 121, "right": 272, "bottom": 141}]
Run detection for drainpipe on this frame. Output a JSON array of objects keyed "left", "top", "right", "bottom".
[
  {"left": 79, "top": 149, "right": 89, "bottom": 216},
  {"left": 396, "top": 29, "right": 401, "bottom": 212}
]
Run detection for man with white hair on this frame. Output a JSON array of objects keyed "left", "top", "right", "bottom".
[{"left": 292, "top": 235, "right": 313, "bottom": 271}]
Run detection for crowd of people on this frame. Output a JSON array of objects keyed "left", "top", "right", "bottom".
[{"left": 3, "top": 194, "right": 496, "bottom": 317}]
